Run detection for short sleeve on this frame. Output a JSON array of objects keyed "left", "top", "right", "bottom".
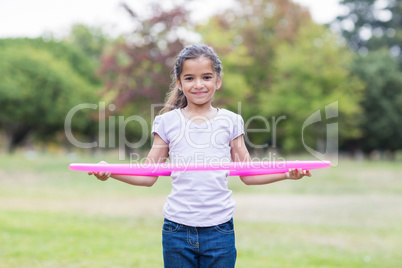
[
  {"left": 231, "top": 114, "right": 245, "bottom": 141},
  {"left": 152, "top": 115, "right": 169, "bottom": 144}
]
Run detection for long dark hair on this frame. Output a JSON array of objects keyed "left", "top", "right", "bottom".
[{"left": 161, "top": 44, "right": 223, "bottom": 113}]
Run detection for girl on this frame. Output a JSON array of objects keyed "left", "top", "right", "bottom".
[{"left": 90, "top": 44, "right": 311, "bottom": 267}]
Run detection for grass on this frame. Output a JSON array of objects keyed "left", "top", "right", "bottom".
[
  {"left": 235, "top": 221, "right": 401, "bottom": 268},
  {"left": 1, "top": 151, "right": 401, "bottom": 267},
  {"left": 1, "top": 210, "right": 163, "bottom": 268}
]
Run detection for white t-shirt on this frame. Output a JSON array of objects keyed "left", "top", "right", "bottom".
[{"left": 152, "top": 108, "right": 244, "bottom": 227}]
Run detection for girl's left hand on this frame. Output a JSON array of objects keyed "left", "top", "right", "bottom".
[{"left": 285, "top": 168, "right": 312, "bottom": 180}]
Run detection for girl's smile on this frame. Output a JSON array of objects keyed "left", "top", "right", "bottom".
[{"left": 192, "top": 91, "right": 208, "bottom": 95}]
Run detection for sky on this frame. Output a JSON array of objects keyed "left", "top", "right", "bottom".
[{"left": 0, "top": 0, "right": 344, "bottom": 38}]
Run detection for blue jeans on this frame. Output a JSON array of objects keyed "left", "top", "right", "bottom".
[{"left": 162, "top": 218, "right": 237, "bottom": 268}]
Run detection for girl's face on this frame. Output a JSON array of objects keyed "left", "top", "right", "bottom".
[{"left": 176, "top": 57, "right": 221, "bottom": 108}]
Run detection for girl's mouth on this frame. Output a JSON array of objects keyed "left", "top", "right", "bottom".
[{"left": 193, "top": 92, "right": 207, "bottom": 95}]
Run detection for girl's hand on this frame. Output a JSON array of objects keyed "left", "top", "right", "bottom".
[
  {"left": 88, "top": 161, "right": 111, "bottom": 181},
  {"left": 285, "top": 168, "right": 312, "bottom": 180}
]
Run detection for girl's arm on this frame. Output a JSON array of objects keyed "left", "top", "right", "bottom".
[
  {"left": 229, "top": 135, "right": 311, "bottom": 185},
  {"left": 89, "top": 134, "right": 169, "bottom": 187}
]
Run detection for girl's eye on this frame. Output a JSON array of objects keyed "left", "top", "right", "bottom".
[
  {"left": 185, "top": 77, "right": 193, "bottom": 81},
  {"left": 204, "top": 76, "right": 212, "bottom": 80}
]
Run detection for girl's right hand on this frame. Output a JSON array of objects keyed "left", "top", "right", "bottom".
[
  {"left": 285, "top": 168, "right": 312, "bottom": 180},
  {"left": 88, "top": 161, "right": 111, "bottom": 181}
]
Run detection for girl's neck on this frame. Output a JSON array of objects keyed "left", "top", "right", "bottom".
[
  {"left": 183, "top": 103, "right": 215, "bottom": 115},
  {"left": 181, "top": 104, "right": 218, "bottom": 121}
]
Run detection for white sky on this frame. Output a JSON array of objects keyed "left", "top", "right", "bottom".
[{"left": 0, "top": 0, "right": 343, "bottom": 38}]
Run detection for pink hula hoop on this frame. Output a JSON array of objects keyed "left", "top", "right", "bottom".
[{"left": 69, "top": 161, "right": 331, "bottom": 176}]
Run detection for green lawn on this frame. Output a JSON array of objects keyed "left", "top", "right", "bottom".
[{"left": 0, "top": 151, "right": 401, "bottom": 267}]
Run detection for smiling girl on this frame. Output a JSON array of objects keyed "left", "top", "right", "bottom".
[{"left": 90, "top": 44, "right": 311, "bottom": 267}]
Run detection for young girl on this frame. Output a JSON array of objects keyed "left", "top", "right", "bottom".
[{"left": 90, "top": 44, "right": 311, "bottom": 267}]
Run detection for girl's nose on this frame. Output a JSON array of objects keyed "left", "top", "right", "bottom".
[{"left": 195, "top": 79, "right": 203, "bottom": 89}]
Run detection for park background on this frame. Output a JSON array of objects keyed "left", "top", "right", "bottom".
[{"left": 0, "top": 0, "right": 401, "bottom": 267}]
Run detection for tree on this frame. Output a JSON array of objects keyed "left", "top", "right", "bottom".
[
  {"left": 333, "top": 0, "right": 402, "bottom": 60},
  {"left": 98, "top": 3, "right": 191, "bottom": 152},
  {"left": 0, "top": 39, "right": 98, "bottom": 152},
  {"left": 229, "top": 0, "right": 312, "bottom": 96},
  {"left": 0, "top": 38, "right": 101, "bottom": 86},
  {"left": 65, "top": 24, "right": 112, "bottom": 63},
  {"left": 350, "top": 49, "right": 402, "bottom": 156},
  {"left": 199, "top": 0, "right": 355, "bottom": 153},
  {"left": 264, "top": 22, "right": 363, "bottom": 153},
  {"left": 197, "top": 15, "right": 254, "bottom": 113},
  {"left": 100, "top": 3, "right": 190, "bottom": 106},
  {"left": 331, "top": 0, "right": 402, "bottom": 156}
]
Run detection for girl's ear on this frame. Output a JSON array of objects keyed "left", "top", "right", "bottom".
[
  {"left": 216, "top": 76, "right": 222, "bottom": 90},
  {"left": 176, "top": 78, "right": 181, "bottom": 90}
]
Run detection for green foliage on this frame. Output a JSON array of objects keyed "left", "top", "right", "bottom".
[
  {"left": 198, "top": 1, "right": 363, "bottom": 153},
  {"left": 334, "top": 0, "right": 402, "bottom": 59},
  {"left": 0, "top": 39, "right": 98, "bottom": 151},
  {"left": 231, "top": 0, "right": 312, "bottom": 93},
  {"left": 351, "top": 49, "right": 402, "bottom": 152},
  {"left": 331, "top": 0, "right": 402, "bottom": 153},
  {"left": 265, "top": 22, "right": 363, "bottom": 152},
  {"left": 198, "top": 0, "right": 314, "bottom": 151},
  {"left": 65, "top": 24, "right": 112, "bottom": 62},
  {"left": 198, "top": 16, "right": 254, "bottom": 112},
  {"left": 1, "top": 0, "right": 399, "bottom": 155},
  {"left": 0, "top": 38, "right": 101, "bottom": 85}
]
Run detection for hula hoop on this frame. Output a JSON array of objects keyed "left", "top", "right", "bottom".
[{"left": 69, "top": 161, "right": 331, "bottom": 176}]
